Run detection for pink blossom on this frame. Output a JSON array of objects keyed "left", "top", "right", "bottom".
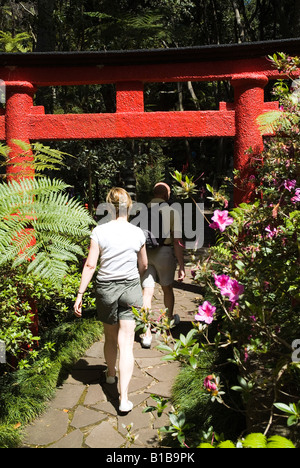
[
  {"left": 204, "top": 375, "right": 218, "bottom": 392},
  {"left": 214, "top": 274, "right": 231, "bottom": 291},
  {"left": 228, "top": 279, "right": 244, "bottom": 302},
  {"left": 209, "top": 210, "right": 234, "bottom": 232},
  {"left": 284, "top": 179, "right": 297, "bottom": 191},
  {"left": 195, "top": 301, "right": 216, "bottom": 324},
  {"left": 265, "top": 225, "right": 278, "bottom": 238},
  {"left": 214, "top": 274, "right": 244, "bottom": 302},
  {"left": 291, "top": 188, "right": 300, "bottom": 204}
]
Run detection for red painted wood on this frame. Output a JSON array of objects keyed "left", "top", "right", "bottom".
[
  {"left": 232, "top": 74, "right": 269, "bottom": 204},
  {"left": 0, "top": 54, "right": 298, "bottom": 204},
  {"left": 5, "top": 81, "right": 36, "bottom": 180},
  {"left": 0, "top": 58, "right": 289, "bottom": 87},
  {"left": 28, "top": 109, "right": 236, "bottom": 139}
]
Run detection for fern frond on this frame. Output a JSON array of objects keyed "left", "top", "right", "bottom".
[
  {"left": 0, "top": 140, "right": 71, "bottom": 175},
  {"left": 257, "top": 111, "right": 282, "bottom": 135},
  {"left": 0, "top": 175, "right": 95, "bottom": 287},
  {"left": 242, "top": 433, "right": 267, "bottom": 448},
  {"left": 124, "top": 11, "right": 164, "bottom": 29},
  {"left": 266, "top": 435, "right": 295, "bottom": 449}
]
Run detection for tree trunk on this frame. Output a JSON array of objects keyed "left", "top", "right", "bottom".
[
  {"left": 35, "top": 0, "right": 56, "bottom": 113},
  {"left": 35, "top": 0, "right": 55, "bottom": 52},
  {"left": 231, "top": 0, "right": 245, "bottom": 43}
]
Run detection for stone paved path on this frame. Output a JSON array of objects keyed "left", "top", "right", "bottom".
[{"left": 22, "top": 265, "right": 203, "bottom": 449}]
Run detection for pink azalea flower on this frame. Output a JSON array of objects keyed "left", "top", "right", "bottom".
[
  {"left": 284, "top": 179, "right": 297, "bottom": 191},
  {"left": 228, "top": 279, "right": 244, "bottom": 302},
  {"left": 195, "top": 301, "right": 216, "bottom": 324},
  {"left": 214, "top": 274, "right": 244, "bottom": 302},
  {"left": 214, "top": 273, "right": 230, "bottom": 288},
  {"left": 209, "top": 210, "right": 234, "bottom": 232},
  {"left": 291, "top": 188, "right": 300, "bottom": 204},
  {"left": 204, "top": 375, "right": 217, "bottom": 392},
  {"left": 265, "top": 225, "right": 278, "bottom": 238}
]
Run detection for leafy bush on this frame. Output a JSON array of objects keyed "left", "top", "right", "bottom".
[
  {"left": 0, "top": 140, "right": 97, "bottom": 365},
  {"left": 0, "top": 262, "right": 96, "bottom": 373},
  {"left": 147, "top": 54, "right": 300, "bottom": 447},
  {"left": 184, "top": 55, "right": 300, "bottom": 440},
  {"left": 198, "top": 432, "right": 295, "bottom": 448}
]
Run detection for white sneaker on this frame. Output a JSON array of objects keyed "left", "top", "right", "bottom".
[
  {"left": 119, "top": 400, "right": 133, "bottom": 413},
  {"left": 140, "top": 334, "right": 152, "bottom": 348},
  {"left": 105, "top": 369, "right": 116, "bottom": 384},
  {"left": 140, "top": 325, "right": 152, "bottom": 348},
  {"left": 170, "top": 314, "right": 180, "bottom": 326}
]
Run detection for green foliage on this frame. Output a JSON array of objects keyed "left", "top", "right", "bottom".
[
  {"left": 143, "top": 394, "right": 169, "bottom": 418},
  {"left": 160, "top": 411, "right": 193, "bottom": 447},
  {"left": 0, "top": 260, "right": 96, "bottom": 368},
  {"left": 0, "top": 140, "right": 70, "bottom": 176},
  {"left": 0, "top": 139, "right": 96, "bottom": 380},
  {"left": 0, "top": 318, "right": 103, "bottom": 447},
  {"left": 186, "top": 57, "right": 300, "bottom": 439},
  {"left": 171, "top": 170, "right": 198, "bottom": 199},
  {"left": 0, "top": 30, "right": 32, "bottom": 53},
  {"left": 156, "top": 327, "right": 202, "bottom": 369},
  {"left": 274, "top": 401, "right": 300, "bottom": 427},
  {"left": 0, "top": 176, "right": 94, "bottom": 285},
  {"left": 198, "top": 433, "right": 295, "bottom": 448},
  {"left": 146, "top": 56, "right": 300, "bottom": 447},
  {"left": 0, "top": 142, "right": 95, "bottom": 287}
]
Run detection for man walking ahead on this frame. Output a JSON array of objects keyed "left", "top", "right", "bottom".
[{"left": 141, "top": 182, "right": 185, "bottom": 347}]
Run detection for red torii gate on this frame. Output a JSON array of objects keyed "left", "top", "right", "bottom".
[{"left": 0, "top": 38, "right": 299, "bottom": 204}]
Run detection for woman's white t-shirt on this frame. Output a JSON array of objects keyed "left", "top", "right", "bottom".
[{"left": 90, "top": 220, "right": 146, "bottom": 282}]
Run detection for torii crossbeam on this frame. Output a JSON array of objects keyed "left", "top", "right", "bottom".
[{"left": 0, "top": 38, "right": 299, "bottom": 204}]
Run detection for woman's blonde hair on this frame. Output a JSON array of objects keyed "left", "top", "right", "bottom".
[{"left": 106, "top": 187, "right": 132, "bottom": 218}]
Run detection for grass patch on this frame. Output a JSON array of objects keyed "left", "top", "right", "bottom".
[
  {"left": 171, "top": 349, "right": 245, "bottom": 445},
  {"left": 0, "top": 317, "right": 103, "bottom": 448}
]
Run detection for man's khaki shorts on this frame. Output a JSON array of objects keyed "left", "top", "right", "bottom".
[
  {"left": 141, "top": 246, "right": 177, "bottom": 288},
  {"left": 95, "top": 277, "right": 143, "bottom": 325}
]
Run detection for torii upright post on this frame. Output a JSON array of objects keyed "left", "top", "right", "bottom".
[
  {"left": 5, "top": 81, "right": 38, "bottom": 337},
  {"left": 232, "top": 74, "right": 269, "bottom": 205},
  {"left": 5, "top": 81, "right": 35, "bottom": 180}
]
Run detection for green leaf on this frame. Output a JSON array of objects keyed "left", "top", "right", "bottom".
[
  {"left": 243, "top": 433, "right": 267, "bottom": 448},
  {"left": 274, "top": 403, "right": 296, "bottom": 415},
  {"left": 217, "top": 440, "right": 236, "bottom": 448},
  {"left": 287, "top": 415, "right": 298, "bottom": 426},
  {"left": 189, "top": 355, "right": 198, "bottom": 369},
  {"left": 156, "top": 343, "right": 173, "bottom": 353},
  {"left": 267, "top": 436, "right": 295, "bottom": 449}
]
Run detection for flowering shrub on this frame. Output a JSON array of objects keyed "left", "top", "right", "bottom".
[
  {"left": 187, "top": 55, "right": 300, "bottom": 439},
  {"left": 152, "top": 55, "right": 300, "bottom": 446}
]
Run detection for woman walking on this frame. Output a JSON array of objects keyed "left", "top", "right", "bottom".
[{"left": 74, "top": 188, "right": 147, "bottom": 413}]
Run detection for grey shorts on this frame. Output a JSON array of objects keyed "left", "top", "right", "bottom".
[
  {"left": 141, "top": 246, "right": 177, "bottom": 288},
  {"left": 95, "top": 277, "right": 143, "bottom": 325}
]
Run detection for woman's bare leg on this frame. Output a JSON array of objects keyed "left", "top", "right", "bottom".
[
  {"left": 103, "top": 322, "right": 119, "bottom": 378},
  {"left": 118, "top": 319, "right": 136, "bottom": 409}
]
